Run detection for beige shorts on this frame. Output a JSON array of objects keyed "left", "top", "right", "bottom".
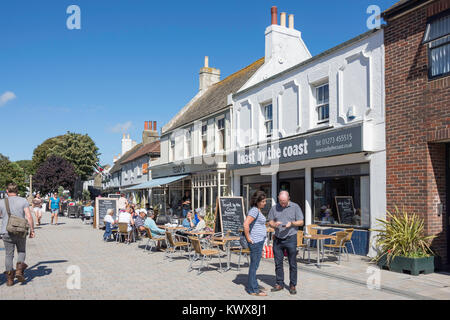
[{"left": 33, "top": 207, "right": 43, "bottom": 214}]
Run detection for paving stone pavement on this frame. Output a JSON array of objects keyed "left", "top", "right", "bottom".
[{"left": 0, "top": 213, "right": 449, "bottom": 300}]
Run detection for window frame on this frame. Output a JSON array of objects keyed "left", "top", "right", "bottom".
[
  {"left": 216, "top": 117, "right": 226, "bottom": 152},
  {"left": 263, "top": 103, "right": 273, "bottom": 138},
  {"left": 426, "top": 9, "right": 450, "bottom": 80},
  {"left": 201, "top": 123, "right": 208, "bottom": 154},
  {"left": 170, "top": 135, "right": 175, "bottom": 161},
  {"left": 185, "top": 126, "right": 192, "bottom": 158},
  {"left": 315, "top": 83, "right": 330, "bottom": 124}
]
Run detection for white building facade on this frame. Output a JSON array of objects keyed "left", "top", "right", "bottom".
[{"left": 229, "top": 11, "right": 385, "bottom": 257}]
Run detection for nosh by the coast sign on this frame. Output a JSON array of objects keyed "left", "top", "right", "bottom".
[{"left": 228, "top": 124, "right": 363, "bottom": 170}]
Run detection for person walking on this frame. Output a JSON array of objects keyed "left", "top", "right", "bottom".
[
  {"left": 268, "top": 191, "right": 304, "bottom": 295},
  {"left": 0, "top": 183, "right": 35, "bottom": 286},
  {"left": 32, "top": 193, "right": 43, "bottom": 226},
  {"left": 49, "top": 192, "right": 61, "bottom": 225},
  {"left": 243, "top": 191, "right": 268, "bottom": 296}
]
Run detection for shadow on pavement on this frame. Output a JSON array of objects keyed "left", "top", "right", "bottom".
[
  {"left": 0, "top": 259, "right": 68, "bottom": 286},
  {"left": 233, "top": 274, "right": 278, "bottom": 290}
]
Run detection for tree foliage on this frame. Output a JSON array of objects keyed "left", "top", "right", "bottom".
[
  {"left": 0, "top": 153, "right": 27, "bottom": 194},
  {"left": 32, "top": 132, "right": 100, "bottom": 180},
  {"left": 33, "top": 155, "right": 78, "bottom": 195},
  {"left": 15, "top": 159, "right": 34, "bottom": 177}
]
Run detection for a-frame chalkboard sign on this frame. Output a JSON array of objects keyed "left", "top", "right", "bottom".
[{"left": 214, "top": 196, "right": 246, "bottom": 247}]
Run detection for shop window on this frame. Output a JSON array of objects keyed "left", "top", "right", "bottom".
[
  {"left": 423, "top": 10, "right": 450, "bottom": 78},
  {"left": 263, "top": 104, "right": 273, "bottom": 138},
  {"left": 315, "top": 83, "right": 329, "bottom": 123},
  {"left": 313, "top": 163, "right": 370, "bottom": 228},
  {"left": 242, "top": 175, "right": 272, "bottom": 216},
  {"left": 217, "top": 118, "right": 225, "bottom": 152}
]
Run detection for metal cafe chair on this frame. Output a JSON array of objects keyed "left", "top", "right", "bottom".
[
  {"left": 188, "top": 236, "right": 223, "bottom": 275},
  {"left": 165, "top": 230, "right": 190, "bottom": 261},
  {"left": 323, "top": 231, "right": 350, "bottom": 264},
  {"left": 143, "top": 227, "right": 165, "bottom": 253}
]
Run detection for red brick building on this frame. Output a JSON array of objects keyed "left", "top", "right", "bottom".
[{"left": 383, "top": 0, "right": 450, "bottom": 268}]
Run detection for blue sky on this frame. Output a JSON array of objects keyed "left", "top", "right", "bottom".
[{"left": 0, "top": 0, "right": 397, "bottom": 166}]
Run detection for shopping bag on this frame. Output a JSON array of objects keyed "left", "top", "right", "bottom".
[{"left": 262, "top": 244, "right": 274, "bottom": 259}]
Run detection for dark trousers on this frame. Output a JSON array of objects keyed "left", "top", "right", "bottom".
[{"left": 273, "top": 234, "right": 298, "bottom": 287}]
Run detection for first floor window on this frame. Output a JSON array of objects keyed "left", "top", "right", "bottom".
[
  {"left": 185, "top": 127, "right": 192, "bottom": 158},
  {"left": 170, "top": 136, "right": 175, "bottom": 161},
  {"left": 264, "top": 104, "right": 273, "bottom": 138},
  {"left": 423, "top": 10, "right": 450, "bottom": 78},
  {"left": 202, "top": 124, "right": 207, "bottom": 153},
  {"left": 315, "top": 83, "right": 329, "bottom": 123},
  {"left": 217, "top": 118, "right": 225, "bottom": 151}
]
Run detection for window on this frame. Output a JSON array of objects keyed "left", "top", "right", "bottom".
[
  {"left": 315, "top": 83, "right": 329, "bottom": 123},
  {"left": 185, "top": 127, "right": 192, "bottom": 158},
  {"left": 263, "top": 104, "right": 273, "bottom": 138},
  {"left": 423, "top": 11, "right": 450, "bottom": 78},
  {"left": 202, "top": 123, "right": 208, "bottom": 153},
  {"left": 170, "top": 136, "right": 175, "bottom": 161},
  {"left": 313, "top": 163, "right": 370, "bottom": 228},
  {"left": 217, "top": 118, "right": 225, "bottom": 151}
]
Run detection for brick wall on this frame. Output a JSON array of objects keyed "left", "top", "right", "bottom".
[{"left": 384, "top": 0, "right": 450, "bottom": 265}]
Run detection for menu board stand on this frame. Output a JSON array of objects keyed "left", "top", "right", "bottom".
[
  {"left": 214, "top": 196, "right": 245, "bottom": 247},
  {"left": 95, "top": 197, "right": 118, "bottom": 229},
  {"left": 334, "top": 196, "right": 355, "bottom": 225}
]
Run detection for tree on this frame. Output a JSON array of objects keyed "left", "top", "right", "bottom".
[
  {"left": 15, "top": 159, "right": 35, "bottom": 177},
  {"left": 33, "top": 155, "right": 78, "bottom": 195},
  {"left": 0, "top": 153, "right": 27, "bottom": 194},
  {"left": 32, "top": 132, "right": 100, "bottom": 180}
]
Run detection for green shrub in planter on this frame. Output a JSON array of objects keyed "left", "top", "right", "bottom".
[{"left": 370, "top": 206, "right": 435, "bottom": 275}]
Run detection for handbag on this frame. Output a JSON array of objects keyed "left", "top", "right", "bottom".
[
  {"left": 263, "top": 244, "right": 274, "bottom": 259},
  {"left": 5, "top": 198, "right": 30, "bottom": 238},
  {"left": 239, "top": 210, "right": 260, "bottom": 249}
]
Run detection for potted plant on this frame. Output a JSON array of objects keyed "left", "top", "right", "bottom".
[
  {"left": 204, "top": 205, "right": 215, "bottom": 229},
  {"left": 370, "top": 206, "right": 435, "bottom": 275}
]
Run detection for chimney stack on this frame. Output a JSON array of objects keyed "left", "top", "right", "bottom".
[
  {"left": 199, "top": 56, "right": 220, "bottom": 92},
  {"left": 280, "top": 12, "right": 286, "bottom": 27},
  {"left": 288, "top": 14, "right": 294, "bottom": 29},
  {"left": 271, "top": 6, "right": 278, "bottom": 25},
  {"left": 143, "top": 120, "right": 159, "bottom": 145}
]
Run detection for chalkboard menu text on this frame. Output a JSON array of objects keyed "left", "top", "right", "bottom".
[
  {"left": 334, "top": 196, "right": 355, "bottom": 225},
  {"left": 95, "top": 197, "right": 118, "bottom": 229},
  {"left": 214, "top": 196, "right": 245, "bottom": 247}
]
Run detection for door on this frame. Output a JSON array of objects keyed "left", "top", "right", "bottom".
[
  {"left": 446, "top": 143, "right": 450, "bottom": 264},
  {"left": 278, "top": 178, "right": 305, "bottom": 214}
]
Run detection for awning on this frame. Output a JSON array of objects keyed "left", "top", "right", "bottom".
[{"left": 123, "top": 174, "right": 188, "bottom": 191}]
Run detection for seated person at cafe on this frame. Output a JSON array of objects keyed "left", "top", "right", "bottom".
[
  {"left": 192, "top": 208, "right": 206, "bottom": 232},
  {"left": 118, "top": 206, "right": 134, "bottom": 233},
  {"left": 81, "top": 202, "right": 94, "bottom": 223},
  {"left": 144, "top": 211, "right": 165, "bottom": 236},
  {"left": 134, "top": 209, "right": 147, "bottom": 238},
  {"left": 352, "top": 208, "right": 362, "bottom": 226},
  {"left": 103, "top": 208, "right": 117, "bottom": 241},
  {"left": 182, "top": 210, "right": 197, "bottom": 230},
  {"left": 321, "top": 208, "right": 335, "bottom": 224},
  {"left": 193, "top": 207, "right": 202, "bottom": 225}
]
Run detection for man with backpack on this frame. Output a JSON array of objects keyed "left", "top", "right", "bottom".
[{"left": 0, "top": 183, "right": 35, "bottom": 286}]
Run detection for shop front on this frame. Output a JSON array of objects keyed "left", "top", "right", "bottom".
[
  {"left": 230, "top": 123, "right": 385, "bottom": 256},
  {"left": 150, "top": 156, "right": 230, "bottom": 217}
]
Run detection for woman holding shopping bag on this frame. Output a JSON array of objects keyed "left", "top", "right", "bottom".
[{"left": 243, "top": 190, "right": 268, "bottom": 296}]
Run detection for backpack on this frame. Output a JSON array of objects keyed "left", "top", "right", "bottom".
[{"left": 5, "top": 198, "right": 30, "bottom": 238}]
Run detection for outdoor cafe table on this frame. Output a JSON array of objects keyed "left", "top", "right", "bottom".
[
  {"left": 212, "top": 235, "right": 240, "bottom": 272},
  {"left": 303, "top": 234, "right": 333, "bottom": 268}
]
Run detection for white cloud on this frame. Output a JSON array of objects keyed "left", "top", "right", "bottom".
[
  {"left": 110, "top": 121, "right": 132, "bottom": 133},
  {"left": 0, "top": 91, "right": 16, "bottom": 107}
]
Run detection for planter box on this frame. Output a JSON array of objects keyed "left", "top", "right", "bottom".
[{"left": 377, "top": 255, "right": 434, "bottom": 275}]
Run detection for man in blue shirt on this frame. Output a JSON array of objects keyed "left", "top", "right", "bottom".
[
  {"left": 182, "top": 210, "right": 197, "bottom": 230},
  {"left": 49, "top": 192, "right": 61, "bottom": 225}
]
